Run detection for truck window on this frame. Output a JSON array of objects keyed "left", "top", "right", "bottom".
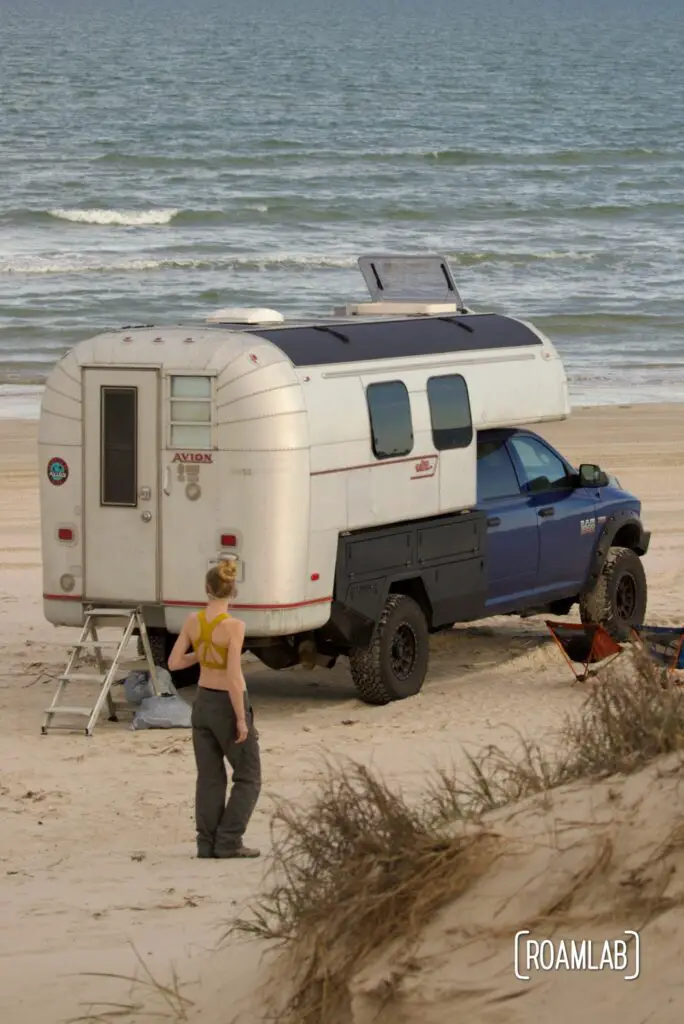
[
  {"left": 509, "top": 435, "right": 571, "bottom": 493},
  {"left": 169, "top": 375, "right": 212, "bottom": 448},
  {"left": 477, "top": 439, "right": 521, "bottom": 501},
  {"left": 101, "top": 386, "right": 137, "bottom": 506},
  {"left": 426, "top": 374, "right": 472, "bottom": 450},
  {"left": 366, "top": 380, "right": 414, "bottom": 460}
]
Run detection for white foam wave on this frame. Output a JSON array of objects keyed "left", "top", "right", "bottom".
[
  {"left": 245, "top": 203, "right": 269, "bottom": 213},
  {"left": 0, "top": 252, "right": 358, "bottom": 276},
  {"left": 0, "top": 256, "right": 204, "bottom": 275},
  {"left": 49, "top": 207, "right": 179, "bottom": 226}
]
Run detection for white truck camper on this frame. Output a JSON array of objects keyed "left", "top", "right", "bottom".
[{"left": 39, "top": 254, "right": 570, "bottom": 704}]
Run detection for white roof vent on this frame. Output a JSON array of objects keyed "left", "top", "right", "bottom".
[{"left": 205, "top": 306, "right": 285, "bottom": 325}]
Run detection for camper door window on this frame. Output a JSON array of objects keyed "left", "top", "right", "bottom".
[
  {"left": 366, "top": 380, "right": 414, "bottom": 461},
  {"left": 101, "top": 385, "right": 137, "bottom": 506},
  {"left": 426, "top": 374, "right": 473, "bottom": 451},
  {"left": 169, "top": 375, "right": 213, "bottom": 449}
]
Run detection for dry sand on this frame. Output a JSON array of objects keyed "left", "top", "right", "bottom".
[{"left": 0, "top": 403, "right": 682, "bottom": 1023}]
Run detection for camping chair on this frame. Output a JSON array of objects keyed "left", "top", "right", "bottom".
[
  {"left": 545, "top": 620, "right": 624, "bottom": 682},
  {"left": 630, "top": 625, "right": 684, "bottom": 680}
]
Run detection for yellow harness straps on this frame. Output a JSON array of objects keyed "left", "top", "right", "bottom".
[{"left": 193, "top": 610, "right": 231, "bottom": 670}]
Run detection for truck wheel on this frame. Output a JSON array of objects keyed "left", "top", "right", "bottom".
[
  {"left": 137, "top": 630, "right": 199, "bottom": 689},
  {"left": 139, "top": 630, "right": 167, "bottom": 667},
  {"left": 349, "top": 594, "right": 429, "bottom": 706},
  {"left": 579, "top": 546, "right": 647, "bottom": 641}
]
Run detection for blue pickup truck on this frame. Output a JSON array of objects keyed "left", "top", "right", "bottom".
[
  {"left": 476, "top": 427, "right": 649, "bottom": 633},
  {"left": 339, "top": 426, "right": 650, "bottom": 705}
]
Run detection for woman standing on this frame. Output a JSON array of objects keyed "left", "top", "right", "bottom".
[{"left": 168, "top": 560, "right": 261, "bottom": 859}]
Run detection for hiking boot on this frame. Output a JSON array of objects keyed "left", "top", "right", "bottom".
[
  {"left": 214, "top": 845, "right": 261, "bottom": 859},
  {"left": 197, "top": 844, "right": 214, "bottom": 859}
]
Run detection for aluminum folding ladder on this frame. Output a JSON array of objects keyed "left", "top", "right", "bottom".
[{"left": 42, "top": 606, "right": 159, "bottom": 737}]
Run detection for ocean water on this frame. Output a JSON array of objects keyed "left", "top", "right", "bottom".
[{"left": 1, "top": 0, "right": 684, "bottom": 409}]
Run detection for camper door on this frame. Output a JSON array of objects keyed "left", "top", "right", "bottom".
[{"left": 83, "top": 368, "right": 160, "bottom": 603}]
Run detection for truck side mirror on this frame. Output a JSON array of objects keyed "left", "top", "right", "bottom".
[{"left": 578, "top": 463, "right": 609, "bottom": 488}]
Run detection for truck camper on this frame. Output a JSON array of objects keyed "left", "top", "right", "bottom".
[{"left": 38, "top": 254, "right": 649, "bottom": 706}]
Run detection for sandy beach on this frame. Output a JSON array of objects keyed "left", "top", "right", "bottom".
[{"left": 1, "top": 402, "right": 682, "bottom": 1023}]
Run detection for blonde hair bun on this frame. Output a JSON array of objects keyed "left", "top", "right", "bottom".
[{"left": 217, "top": 559, "right": 238, "bottom": 583}]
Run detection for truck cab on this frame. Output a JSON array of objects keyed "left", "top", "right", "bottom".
[{"left": 476, "top": 428, "right": 650, "bottom": 637}]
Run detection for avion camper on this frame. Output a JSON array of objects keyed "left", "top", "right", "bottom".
[{"left": 40, "top": 254, "right": 583, "bottom": 704}]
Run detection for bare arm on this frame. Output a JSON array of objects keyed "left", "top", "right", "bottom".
[
  {"left": 167, "top": 617, "right": 199, "bottom": 672},
  {"left": 224, "top": 618, "right": 248, "bottom": 731}
]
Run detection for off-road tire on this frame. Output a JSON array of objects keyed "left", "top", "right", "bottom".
[
  {"left": 579, "top": 545, "right": 647, "bottom": 641},
  {"left": 137, "top": 630, "right": 167, "bottom": 667},
  {"left": 137, "top": 629, "right": 199, "bottom": 689},
  {"left": 349, "top": 593, "right": 430, "bottom": 706}
]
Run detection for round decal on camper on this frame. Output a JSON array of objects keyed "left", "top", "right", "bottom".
[{"left": 47, "top": 457, "right": 69, "bottom": 486}]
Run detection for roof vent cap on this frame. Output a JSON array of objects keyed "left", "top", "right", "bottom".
[{"left": 205, "top": 306, "right": 285, "bottom": 325}]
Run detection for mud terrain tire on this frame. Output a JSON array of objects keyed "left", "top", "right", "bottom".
[
  {"left": 579, "top": 545, "right": 647, "bottom": 641},
  {"left": 137, "top": 629, "right": 199, "bottom": 688},
  {"left": 349, "top": 593, "right": 429, "bottom": 705}
]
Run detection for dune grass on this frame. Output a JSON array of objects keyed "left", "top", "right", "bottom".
[{"left": 234, "top": 647, "right": 684, "bottom": 1023}]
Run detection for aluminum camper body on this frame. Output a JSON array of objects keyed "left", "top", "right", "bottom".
[{"left": 38, "top": 255, "right": 571, "bottom": 701}]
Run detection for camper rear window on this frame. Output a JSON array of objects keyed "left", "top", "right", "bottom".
[
  {"left": 426, "top": 374, "right": 473, "bottom": 450},
  {"left": 366, "top": 380, "right": 414, "bottom": 460},
  {"left": 169, "top": 376, "right": 212, "bottom": 448}
]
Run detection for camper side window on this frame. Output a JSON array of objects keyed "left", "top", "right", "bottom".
[
  {"left": 426, "top": 374, "right": 473, "bottom": 451},
  {"left": 366, "top": 380, "right": 414, "bottom": 460},
  {"left": 169, "top": 376, "right": 213, "bottom": 448}
]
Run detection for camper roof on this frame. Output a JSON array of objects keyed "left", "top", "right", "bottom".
[{"left": 205, "top": 312, "right": 543, "bottom": 368}]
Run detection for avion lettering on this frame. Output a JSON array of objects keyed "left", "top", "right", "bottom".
[{"left": 172, "top": 452, "right": 213, "bottom": 464}]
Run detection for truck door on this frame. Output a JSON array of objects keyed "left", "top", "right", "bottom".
[
  {"left": 507, "top": 432, "right": 597, "bottom": 596},
  {"left": 83, "top": 368, "right": 160, "bottom": 604},
  {"left": 477, "top": 434, "right": 540, "bottom": 609}
]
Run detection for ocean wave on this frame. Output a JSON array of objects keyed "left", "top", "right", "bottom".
[
  {"left": 0, "top": 249, "right": 598, "bottom": 277},
  {"left": 0, "top": 252, "right": 357, "bottom": 276},
  {"left": 531, "top": 312, "right": 684, "bottom": 335},
  {"left": 0, "top": 256, "right": 205, "bottom": 275},
  {"left": 48, "top": 207, "right": 179, "bottom": 226}
]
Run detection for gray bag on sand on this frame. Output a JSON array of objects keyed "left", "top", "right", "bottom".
[
  {"left": 131, "top": 693, "right": 192, "bottom": 730},
  {"left": 154, "top": 667, "right": 177, "bottom": 696},
  {"left": 123, "top": 670, "right": 155, "bottom": 705}
]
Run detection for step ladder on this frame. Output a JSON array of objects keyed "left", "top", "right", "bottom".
[{"left": 42, "top": 606, "right": 160, "bottom": 737}]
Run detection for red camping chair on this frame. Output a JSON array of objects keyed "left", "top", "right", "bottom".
[{"left": 545, "top": 621, "right": 624, "bottom": 682}]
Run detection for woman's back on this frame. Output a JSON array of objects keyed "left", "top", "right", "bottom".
[{"left": 186, "top": 605, "right": 246, "bottom": 692}]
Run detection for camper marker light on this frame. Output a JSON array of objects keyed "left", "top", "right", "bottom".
[
  {"left": 220, "top": 534, "right": 237, "bottom": 547},
  {"left": 60, "top": 573, "right": 75, "bottom": 593},
  {"left": 58, "top": 528, "right": 73, "bottom": 541},
  {"left": 311, "top": 573, "right": 320, "bottom": 581}
]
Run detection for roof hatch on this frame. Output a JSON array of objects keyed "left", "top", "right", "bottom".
[{"left": 336, "top": 253, "right": 467, "bottom": 317}]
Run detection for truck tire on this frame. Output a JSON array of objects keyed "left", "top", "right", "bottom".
[
  {"left": 349, "top": 594, "right": 429, "bottom": 706},
  {"left": 137, "top": 630, "right": 199, "bottom": 689},
  {"left": 579, "top": 546, "right": 647, "bottom": 641}
]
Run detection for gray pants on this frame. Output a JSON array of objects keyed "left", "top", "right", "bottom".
[{"left": 191, "top": 687, "right": 262, "bottom": 855}]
